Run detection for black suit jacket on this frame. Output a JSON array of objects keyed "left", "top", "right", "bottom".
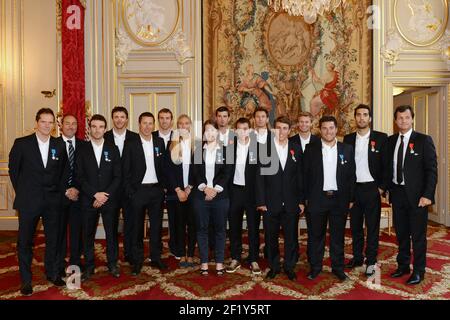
[
  {"left": 165, "top": 140, "right": 194, "bottom": 194},
  {"left": 192, "top": 141, "right": 232, "bottom": 201},
  {"left": 229, "top": 135, "right": 259, "bottom": 204},
  {"left": 303, "top": 141, "right": 356, "bottom": 212},
  {"left": 343, "top": 130, "right": 388, "bottom": 190},
  {"left": 255, "top": 139, "right": 304, "bottom": 213},
  {"left": 58, "top": 137, "right": 86, "bottom": 191},
  {"left": 104, "top": 129, "right": 139, "bottom": 151},
  {"left": 122, "top": 135, "right": 167, "bottom": 199},
  {"left": 289, "top": 133, "right": 320, "bottom": 153},
  {"left": 76, "top": 140, "right": 122, "bottom": 209},
  {"left": 385, "top": 131, "right": 437, "bottom": 206},
  {"left": 9, "top": 134, "right": 67, "bottom": 212},
  {"left": 152, "top": 130, "right": 173, "bottom": 151}
]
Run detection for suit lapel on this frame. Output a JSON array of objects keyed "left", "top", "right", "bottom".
[
  {"left": 336, "top": 142, "right": 344, "bottom": 187},
  {"left": 87, "top": 142, "right": 100, "bottom": 170},
  {"left": 404, "top": 131, "right": 417, "bottom": 170},
  {"left": 32, "top": 135, "right": 45, "bottom": 169}
]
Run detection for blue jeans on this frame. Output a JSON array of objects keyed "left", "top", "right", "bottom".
[{"left": 193, "top": 198, "right": 229, "bottom": 264}]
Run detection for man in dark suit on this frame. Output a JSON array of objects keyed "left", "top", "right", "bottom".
[
  {"left": 226, "top": 118, "right": 261, "bottom": 275},
  {"left": 122, "top": 112, "right": 168, "bottom": 275},
  {"left": 343, "top": 105, "right": 388, "bottom": 276},
  {"left": 256, "top": 116, "right": 304, "bottom": 281},
  {"left": 152, "top": 108, "right": 177, "bottom": 259},
  {"left": 9, "top": 108, "right": 67, "bottom": 296},
  {"left": 303, "top": 116, "right": 356, "bottom": 281},
  {"left": 104, "top": 106, "right": 139, "bottom": 265},
  {"left": 289, "top": 111, "right": 320, "bottom": 264},
  {"left": 76, "top": 114, "right": 122, "bottom": 281},
  {"left": 385, "top": 105, "right": 437, "bottom": 285},
  {"left": 56, "top": 114, "right": 85, "bottom": 278}
]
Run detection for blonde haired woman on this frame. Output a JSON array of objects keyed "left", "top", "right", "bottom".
[{"left": 167, "top": 115, "right": 196, "bottom": 268}]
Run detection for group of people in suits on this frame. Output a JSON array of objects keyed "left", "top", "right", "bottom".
[{"left": 8, "top": 103, "right": 437, "bottom": 296}]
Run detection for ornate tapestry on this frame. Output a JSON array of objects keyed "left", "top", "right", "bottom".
[{"left": 203, "top": 0, "right": 372, "bottom": 136}]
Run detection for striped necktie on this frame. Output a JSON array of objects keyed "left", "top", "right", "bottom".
[{"left": 67, "top": 140, "right": 75, "bottom": 187}]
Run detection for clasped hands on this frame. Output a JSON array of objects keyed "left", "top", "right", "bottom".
[{"left": 93, "top": 192, "right": 110, "bottom": 209}]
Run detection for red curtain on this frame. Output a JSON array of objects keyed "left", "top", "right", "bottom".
[{"left": 61, "top": 0, "right": 85, "bottom": 140}]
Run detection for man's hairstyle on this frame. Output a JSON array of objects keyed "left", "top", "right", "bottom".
[
  {"left": 274, "top": 116, "right": 291, "bottom": 128},
  {"left": 235, "top": 117, "right": 251, "bottom": 129},
  {"left": 62, "top": 113, "right": 78, "bottom": 123},
  {"left": 35, "top": 108, "right": 55, "bottom": 122},
  {"left": 215, "top": 106, "right": 230, "bottom": 117},
  {"left": 89, "top": 114, "right": 107, "bottom": 127},
  {"left": 319, "top": 115, "right": 338, "bottom": 128},
  {"left": 111, "top": 106, "right": 129, "bottom": 119},
  {"left": 158, "top": 108, "right": 173, "bottom": 120},
  {"left": 202, "top": 120, "right": 219, "bottom": 135},
  {"left": 138, "top": 112, "right": 155, "bottom": 124},
  {"left": 298, "top": 111, "right": 314, "bottom": 121},
  {"left": 354, "top": 104, "right": 372, "bottom": 118},
  {"left": 394, "top": 105, "right": 415, "bottom": 119},
  {"left": 253, "top": 107, "right": 268, "bottom": 117}
]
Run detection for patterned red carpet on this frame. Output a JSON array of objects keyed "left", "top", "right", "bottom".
[{"left": 0, "top": 225, "right": 449, "bottom": 300}]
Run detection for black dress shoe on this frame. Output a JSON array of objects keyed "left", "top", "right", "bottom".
[
  {"left": 109, "top": 266, "right": 120, "bottom": 278},
  {"left": 48, "top": 277, "right": 66, "bottom": 287},
  {"left": 307, "top": 270, "right": 321, "bottom": 280},
  {"left": 390, "top": 268, "right": 411, "bottom": 278},
  {"left": 406, "top": 273, "right": 424, "bottom": 285},
  {"left": 150, "top": 260, "right": 168, "bottom": 270},
  {"left": 344, "top": 259, "right": 364, "bottom": 269},
  {"left": 81, "top": 270, "right": 94, "bottom": 282},
  {"left": 265, "top": 269, "right": 279, "bottom": 280},
  {"left": 285, "top": 270, "right": 297, "bottom": 281},
  {"left": 20, "top": 283, "right": 33, "bottom": 296},
  {"left": 332, "top": 270, "right": 349, "bottom": 281},
  {"left": 131, "top": 264, "right": 142, "bottom": 276}
]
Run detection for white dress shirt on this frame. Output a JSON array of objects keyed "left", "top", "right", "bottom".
[
  {"left": 355, "top": 130, "right": 374, "bottom": 183},
  {"left": 62, "top": 135, "right": 76, "bottom": 155},
  {"left": 233, "top": 139, "right": 250, "bottom": 186},
  {"left": 36, "top": 134, "right": 50, "bottom": 168},
  {"left": 299, "top": 133, "right": 311, "bottom": 152},
  {"left": 158, "top": 130, "right": 172, "bottom": 149},
  {"left": 322, "top": 140, "right": 338, "bottom": 191},
  {"left": 180, "top": 138, "right": 191, "bottom": 188},
  {"left": 219, "top": 129, "right": 231, "bottom": 146},
  {"left": 393, "top": 128, "right": 413, "bottom": 185},
  {"left": 255, "top": 129, "right": 268, "bottom": 144},
  {"left": 141, "top": 136, "right": 158, "bottom": 184},
  {"left": 91, "top": 140, "right": 104, "bottom": 168},
  {"left": 113, "top": 129, "right": 126, "bottom": 157},
  {"left": 198, "top": 144, "right": 223, "bottom": 193},
  {"left": 274, "top": 139, "right": 288, "bottom": 171}
]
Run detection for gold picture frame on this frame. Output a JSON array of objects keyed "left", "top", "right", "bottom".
[{"left": 394, "top": 0, "right": 448, "bottom": 47}]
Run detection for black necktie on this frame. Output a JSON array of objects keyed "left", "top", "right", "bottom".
[
  {"left": 396, "top": 135, "right": 404, "bottom": 184},
  {"left": 67, "top": 140, "right": 75, "bottom": 187}
]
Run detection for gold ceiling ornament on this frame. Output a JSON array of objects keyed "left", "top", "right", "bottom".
[{"left": 267, "top": 0, "right": 349, "bottom": 24}]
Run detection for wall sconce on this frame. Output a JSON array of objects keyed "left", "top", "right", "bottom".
[{"left": 41, "top": 89, "right": 56, "bottom": 98}]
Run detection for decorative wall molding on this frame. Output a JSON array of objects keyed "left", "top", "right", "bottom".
[{"left": 381, "top": 28, "right": 404, "bottom": 65}]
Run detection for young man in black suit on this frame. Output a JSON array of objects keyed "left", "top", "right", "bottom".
[
  {"left": 256, "top": 116, "right": 304, "bottom": 281},
  {"left": 56, "top": 114, "right": 85, "bottom": 277},
  {"left": 343, "top": 105, "right": 388, "bottom": 276},
  {"left": 303, "top": 116, "right": 356, "bottom": 281},
  {"left": 289, "top": 111, "right": 320, "bottom": 264},
  {"left": 122, "top": 112, "right": 168, "bottom": 275},
  {"left": 9, "top": 108, "right": 67, "bottom": 296},
  {"left": 152, "top": 108, "right": 178, "bottom": 259},
  {"left": 226, "top": 118, "right": 261, "bottom": 275},
  {"left": 76, "top": 114, "right": 122, "bottom": 281},
  {"left": 104, "top": 106, "right": 139, "bottom": 265},
  {"left": 385, "top": 105, "right": 437, "bottom": 285}
]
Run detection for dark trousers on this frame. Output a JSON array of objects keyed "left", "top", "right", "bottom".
[
  {"left": 229, "top": 185, "right": 260, "bottom": 263},
  {"left": 120, "top": 196, "right": 134, "bottom": 262},
  {"left": 17, "top": 204, "right": 60, "bottom": 284},
  {"left": 57, "top": 200, "right": 83, "bottom": 273},
  {"left": 309, "top": 195, "right": 347, "bottom": 273},
  {"left": 82, "top": 205, "right": 119, "bottom": 272},
  {"left": 166, "top": 197, "right": 179, "bottom": 256},
  {"left": 305, "top": 211, "right": 313, "bottom": 263},
  {"left": 193, "top": 198, "right": 229, "bottom": 264},
  {"left": 391, "top": 185, "right": 428, "bottom": 274},
  {"left": 130, "top": 184, "right": 164, "bottom": 266},
  {"left": 263, "top": 207, "right": 298, "bottom": 272},
  {"left": 174, "top": 198, "right": 196, "bottom": 257},
  {"left": 350, "top": 182, "right": 381, "bottom": 265}
]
